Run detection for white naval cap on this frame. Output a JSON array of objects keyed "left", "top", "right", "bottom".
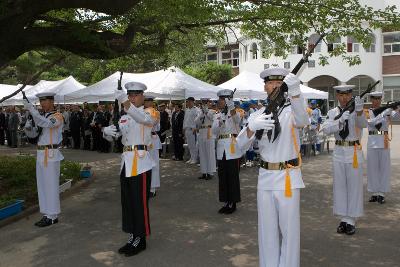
[
  {"left": 143, "top": 92, "right": 155, "bottom": 101},
  {"left": 217, "top": 89, "right": 233, "bottom": 97},
  {"left": 333, "top": 85, "right": 355, "bottom": 93},
  {"left": 369, "top": 91, "right": 383, "bottom": 98},
  {"left": 36, "top": 92, "right": 56, "bottom": 100},
  {"left": 124, "top": 81, "right": 147, "bottom": 93},
  {"left": 260, "top": 67, "right": 289, "bottom": 81}
]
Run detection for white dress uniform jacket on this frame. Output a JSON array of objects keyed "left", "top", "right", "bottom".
[
  {"left": 114, "top": 106, "right": 155, "bottom": 177},
  {"left": 212, "top": 112, "right": 242, "bottom": 160}
]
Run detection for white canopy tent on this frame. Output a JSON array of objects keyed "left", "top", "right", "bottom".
[
  {"left": 65, "top": 67, "right": 220, "bottom": 103},
  {"left": 218, "top": 71, "right": 328, "bottom": 100},
  {"left": 4, "top": 76, "right": 85, "bottom": 105},
  {"left": 0, "top": 84, "right": 33, "bottom": 105}
]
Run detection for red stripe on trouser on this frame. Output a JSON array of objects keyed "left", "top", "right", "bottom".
[{"left": 142, "top": 172, "right": 150, "bottom": 236}]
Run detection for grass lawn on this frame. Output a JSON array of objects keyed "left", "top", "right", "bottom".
[{"left": 0, "top": 155, "right": 81, "bottom": 209}]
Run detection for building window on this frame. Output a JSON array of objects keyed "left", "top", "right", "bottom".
[
  {"left": 232, "top": 50, "right": 239, "bottom": 67},
  {"left": 284, "top": 62, "right": 290, "bottom": 69},
  {"left": 347, "top": 36, "right": 359, "bottom": 52},
  {"left": 207, "top": 53, "right": 217, "bottom": 62},
  {"left": 308, "top": 60, "right": 315, "bottom": 68},
  {"left": 251, "top": 43, "right": 258, "bottom": 59},
  {"left": 364, "top": 34, "right": 376, "bottom": 52},
  {"left": 308, "top": 34, "right": 322, "bottom": 52},
  {"left": 383, "top": 32, "right": 400, "bottom": 54},
  {"left": 264, "top": 64, "right": 270, "bottom": 69},
  {"left": 221, "top": 49, "right": 239, "bottom": 67},
  {"left": 244, "top": 45, "right": 248, "bottom": 62},
  {"left": 291, "top": 46, "right": 303, "bottom": 54},
  {"left": 327, "top": 36, "right": 341, "bottom": 52}
]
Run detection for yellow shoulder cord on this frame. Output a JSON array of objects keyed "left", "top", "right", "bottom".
[
  {"left": 284, "top": 126, "right": 303, "bottom": 198},
  {"left": 384, "top": 116, "right": 392, "bottom": 149},
  {"left": 131, "top": 125, "right": 146, "bottom": 177},
  {"left": 230, "top": 113, "right": 240, "bottom": 154}
]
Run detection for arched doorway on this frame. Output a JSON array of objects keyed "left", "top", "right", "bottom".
[
  {"left": 346, "top": 75, "right": 376, "bottom": 103},
  {"left": 308, "top": 75, "right": 340, "bottom": 113}
]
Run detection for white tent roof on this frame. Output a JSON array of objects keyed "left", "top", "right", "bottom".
[
  {"left": 6, "top": 76, "right": 85, "bottom": 105},
  {"left": 218, "top": 71, "right": 328, "bottom": 100},
  {"left": 1, "top": 84, "right": 34, "bottom": 105},
  {"left": 65, "top": 67, "right": 220, "bottom": 103}
]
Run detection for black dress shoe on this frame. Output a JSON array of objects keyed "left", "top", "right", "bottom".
[
  {"left": 35, "top": 217, "right": 58, "bottom": 227},
  {"left": 369, "top": 196, "right": 378, "bottom": 202},
  {"left": 345, "top": 224, "right": 356, "bottom": 235},
  {"left": 204, "top": 174, "right": 213, "bottom": 180},
  {"left": 198, "top": 174, "right": 207, "bottom": 180},
  {"left": 377, "top": 196, "right": 385, "bottom": 204},
  {"left": 218, "top": 205, "right": 229, "bottom": 214},
  {"left": 224, "top": 203, "right": 237, "bottom": 214},
  {"left": 118, "top": 243, "right": 132, "bottom": 254},
  {"left": 337, "top": 222, "right": 347, "bottom": 234},
  {"left": 125, "top": 238, "right": 146, "bottom": 257}
]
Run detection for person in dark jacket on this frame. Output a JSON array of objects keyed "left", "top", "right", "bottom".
[
  {"left": 0, "top": 107, "right": 5, "bottom": 145},
  {"left": 69, "top": 105, "right": 83, "bottom": 149},
  {"left": 171, "top": 104, "right": 184, "bottom": 161},
  {"left": 83, "top": 108, "right": 92, "bottom": 150},
  {"left": 8, "top": 106, "right": 19, "bottom": 148},
  {"left": 158, "top": 103, "right": 170, "bottom": 144}
]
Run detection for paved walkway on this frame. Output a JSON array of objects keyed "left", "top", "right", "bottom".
[{"left": 1, "top": 126, "right": 400, "bottom": 267}]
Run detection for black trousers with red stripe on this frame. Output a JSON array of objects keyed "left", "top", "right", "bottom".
[
  {"left": 218, "top": 153, "right": 241, "bottom": 203},
  {"left": 120, "top": 166, "right": 152, "bottom": 236}
]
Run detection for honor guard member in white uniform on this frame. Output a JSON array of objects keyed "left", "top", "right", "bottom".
[
  {"left": 183, "top": 96, "right": 200, "bottom": 164},
  {"left": 23, "top": 92, "right": 64, "bottom": 227},
  {"left": 236, "top": 68, "right": 309, "bottom": 267},
  {"left": 321, "top": 85, "right": 367, "bottom": 235},
  {"left": 103, "top": 82, "right": 155, "bottom": 257},
  {"left": 212, "top": 89, "right": 243, "bottom": 214},
  {"left": 195, "top": 98, "right": 216, "bottom": 180},
  {"left": 144, "top": 94, "right": 161, "bottom": 197},
  {"left": 366, "top": 91, "right": 400, "bottom": 204}
]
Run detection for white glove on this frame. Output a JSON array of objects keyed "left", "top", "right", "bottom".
[
  {"left": 103, "top": 125, "right": 118, "bottom": 137},
  {"left": 225, "top": 98, "right": 235, "bottom": 111},
  {"left": 114, "top": 89, "right": 128, "bottom": 104},
  {"left": 283, "top": 73, "right": 301, "bottom": 97},
  {"left": 23, "top": 100, "right": 34, "bottom": 111},
  {"left": 354, "top": 96, "right": 364, "bottom": 112},
  {"left": 248, "top": 113, "right": 275, "bottom": 132},
  {"left": 339, "top": 110, "right": 350, "bottom": 124},
  {"left": 381, "top": 108, "right": 393, "bottom": 117}
]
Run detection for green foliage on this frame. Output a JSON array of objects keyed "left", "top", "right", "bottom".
[
  {"left": 184, "top": 63, "right": 233, "bottom": 85},
  {"left": 0, "top": 155, "right": 81, "bottom": 209},
  {"left": 1, "top": 0, "right": 399, "bottom": 83}
]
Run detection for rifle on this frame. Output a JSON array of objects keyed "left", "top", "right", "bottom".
[
  {"left": 372, "top": 100, "right": 400, "bottom": 117},
  {"left": 113, "top": 72, "right": 123, "bottom": 130},
  {"left": 222, "top": 88, "right": 237, "bottom": 115},
  {"left": 333, "top": 80, "right": 380, "bottom": 120},
  {"left": 255, "top": 33, "right": 326, "bottom": 141}
]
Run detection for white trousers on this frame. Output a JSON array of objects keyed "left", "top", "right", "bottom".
[
  {"left": 36, "top": 161, "right": 61, "bottom": 217},
  {"left": 367, "top": 148, "right": 391, "bottom": 193},
  {"left": 258, "top": 189, "right": 300, "bottom": 267},
  {"left": 198, "top": 138, "right": 216, "bottom": 174},
  {"left": 333, "top": 161, "right": 363, "bottom": 218},
  {"left": 185, "top": 128, "right": 198, "bottom": 162},
  {"left": 150, "top": 148, "right": 160, "bottom": 190}
]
